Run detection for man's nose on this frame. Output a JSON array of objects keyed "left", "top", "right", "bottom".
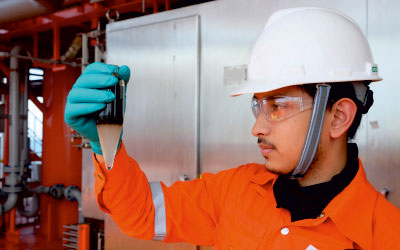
[{"left": 252, "top": 113, "right": 271, "bottom": 137}]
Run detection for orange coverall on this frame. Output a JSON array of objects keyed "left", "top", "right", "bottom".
[{"left": 93, "top": 143, "right": 400, "bottom": 249}]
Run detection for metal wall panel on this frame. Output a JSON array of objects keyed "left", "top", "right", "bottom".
[
  {"left": 105, "top": 15, "right": 200, "bottom": 250},
  {"left": 81, "top": 148, "right": 104, "bottom": 220},
  {"left": 107, "top": 15, "right": 199, "bottom": 185},
  {"left": 79, "top": 0, "right": 400, "bottom": 248},
  {"left": 361, "top": 0, "right": 400, "bottom": 206}
]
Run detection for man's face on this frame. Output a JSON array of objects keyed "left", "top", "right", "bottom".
[{"left": 252, "top": 86, "right": 314, "bottom": 175}]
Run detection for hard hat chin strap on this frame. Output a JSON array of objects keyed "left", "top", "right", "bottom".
[{"left": 291, "top": 84, "right": 331, "bottom": 179}]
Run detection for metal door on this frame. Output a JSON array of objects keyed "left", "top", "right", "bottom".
[{"left": 105, "top": 15, "right": 200, "bottom": 250}]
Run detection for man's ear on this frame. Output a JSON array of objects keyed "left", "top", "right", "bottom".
[{"left": 329, "top": 98, "right": 357, "bottom": 139}]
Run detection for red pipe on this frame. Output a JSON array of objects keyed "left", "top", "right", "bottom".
[
  {"left": 92, "top": 3, "right": 100, "bottom": 30},
  {"left": 153, "top": 0, "right": 159, "bottom": 13},
  {"left": 52, "top": 23, "right": 60, "bottom": 61},
  {"left": 4, "top": 93, "right": 8, "bottom": 168},
  {"left": 33, "top": 33, "right": 38, "bottom": 58},
  {"left": 78, "top": 224, "right": 90, "bottom": 250}
]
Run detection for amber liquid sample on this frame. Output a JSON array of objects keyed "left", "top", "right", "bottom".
[
  {"left": 96, "top": 79, "right": 126, "bottom": 170},
  {"left": 97, "top": 124, "right": 123, "bottom": 170}
]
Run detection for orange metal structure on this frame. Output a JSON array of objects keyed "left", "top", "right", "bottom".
[
  {"left": 0, "top": 0, "right": 172, "bottom": 42},
  {"left": 39, "top": 67, "right": 82, "bottom": 244},
  {"left": 0, "top": 0, "right": 174, "bottom": 72},
  {"left": 0, "top": 65, "right": 82, "bottom": 248},
  {"left": 78, "top": 224, "right": 90, "bottom": 250}
]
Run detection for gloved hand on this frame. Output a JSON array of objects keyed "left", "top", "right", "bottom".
[{"left": 64, "top": 62, "right": 130, "bottom": 155}]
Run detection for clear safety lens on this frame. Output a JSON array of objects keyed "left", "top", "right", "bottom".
[{"left": 251, "top": 96, "right": 313, "bottom": 121}]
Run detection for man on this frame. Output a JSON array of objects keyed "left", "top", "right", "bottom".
[{"left": 65, "top": 7, "right": 400, "bottom": 249}]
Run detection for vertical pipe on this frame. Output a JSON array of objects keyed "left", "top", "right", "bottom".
[
  {"left": 165, "top": 0, "right": 170, "bottom": 11},
  {"left": 19, "top": 69, "right": 28, "bottom": 178},
  {"left": 53, "top": 23, "right": 60, "bottom": 61},
  {"left": 33, "top": 33, "right": 38, "bottom": 58},
  {"left": 4, "top": 45, "right": 22, "bottom": 237},
  {"left": 92, "top": 3, "right": 100, "bottom": 30},
  {"left": 78, "top": 224, "right": 90, "bottom": 250},
  {"left": 9, "top": 45, "right": 20, "bottom": 170},
  {"left": 82, "top": 33, "right": 88, "bottom": 71},
  {"left": 91, "top": 15, "right": 101, "bottom": 62},
  {"left": 94, "top": 45, "right": 101, "bottom": 62},
  {"left": 195, "top": 16, "right": 201, "bottom": 185},
  {"left": 46, "top": 203, "right": 53, "bottom": 241},
  {"left": 2, "top": 91, "right": 8, "bottom": 227},
  {"left": 9, "top": 209, "right": 16, "bottom": 232},
  {"left": 4, "top": 93, "right": 9, "bottom": 170},
  {"left": 152, "top": 0, "right": 159, "bottom": 13},
  {"left": 69, "top": 188, "right": 83, "bottom": 223}
]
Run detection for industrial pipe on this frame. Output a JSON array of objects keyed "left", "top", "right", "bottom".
[
  {"left": 31, "top": 185, "right": 83, "bottom": 223},
  {"left": 19, "top": 68, "right": 29, "bottom": 179},
  {"left": 64, "top": 185, "right": 83, "bottom": 223},
  {"left": 9, "top": 45, "right": 20, "bottom": 174},
  {"left": 0, "top": 52, "right": 80, "bottom": 67},
  {"left": 30, "top": 185, "right": 50, "bottom": 194},
  {"left": 1, "top": 45, "right": 23, "bottom": 215},
  {"left": 1, "top": 193, "right": 18, "bottom": 215},
  {"left": 61, "top": 35, "right": 82, "bottom": 62},
  {"left": 17, "top": 193, "right": 39, "bottom": 217},
  {"left": 82, "top": 33, "right": 89, "bottom": 71}
]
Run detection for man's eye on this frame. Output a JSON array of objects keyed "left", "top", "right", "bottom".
[{"left": 271, "top": 102, "right": 287, "bottom": 110}]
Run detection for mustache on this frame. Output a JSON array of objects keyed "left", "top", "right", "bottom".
[{"left": 257, "top": 137, "right": 276, "bottom": 149}]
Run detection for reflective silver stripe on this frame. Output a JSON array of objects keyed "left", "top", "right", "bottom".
[{"left": 150, "top": 182, "right": 166, "bottom": 241}]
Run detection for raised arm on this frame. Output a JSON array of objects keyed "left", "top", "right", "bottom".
[{"left": 93, "top": 141, "right": 238, "bottom": 246}]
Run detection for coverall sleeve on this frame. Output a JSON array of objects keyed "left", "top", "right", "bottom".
[
  {"left": 93, "top": 142, "right": 156, "bottom": 240},
  {"left": 93, "top": 141, "right": 237, "bottom": 245},
  {"left": 372, "top": 195, "right": 400, "bottom": 249}
]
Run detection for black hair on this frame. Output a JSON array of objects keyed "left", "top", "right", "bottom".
[{"left": 298, "top": 82, "right": 372, "bottom": 139}]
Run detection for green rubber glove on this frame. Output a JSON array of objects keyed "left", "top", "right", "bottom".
[{"left": 64, "top": 62, "right": 130, "bottom": 155}]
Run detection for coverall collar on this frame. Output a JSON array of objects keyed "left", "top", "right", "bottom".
[
  {"left": 250, "top": 156, "right": 377, "bottom": 249},
  {"left": 250, "top": 170, "right": 276, "bottom": 186},
  {"left": 273, "top": 143, "right": 359, "bottom": 222},
  {"left": 324, "top": 160, "right": 376, "bottom": 249}
]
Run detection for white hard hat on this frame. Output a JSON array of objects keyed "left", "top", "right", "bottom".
[{"left": 231, "top": 7, "right": 382, "bottom": 97}]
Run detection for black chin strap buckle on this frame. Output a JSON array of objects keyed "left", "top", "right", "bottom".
[{"left": 291, "top": 84, "right": 331, "bottom": 179}]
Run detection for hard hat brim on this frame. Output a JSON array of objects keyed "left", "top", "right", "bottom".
[{"left": 230, "top": 76, "right": 382, "bottom": 97}]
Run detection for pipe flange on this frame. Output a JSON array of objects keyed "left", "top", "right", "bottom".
[
  {"left": 3, "top": 165, "right": 21, "bottom": 174},
  {"left": 49, "top": 184, "right": 65, "bottom": 199},
  {"left": 64, "top": 185, "right": 80, "bottom": 202},
  {"left": 3, "top": 185, "right": 22, "bottom": 193}
]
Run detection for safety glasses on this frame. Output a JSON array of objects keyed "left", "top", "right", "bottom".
[{"left": 251, "top": 95, "right": 313, "bottom": 121}]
